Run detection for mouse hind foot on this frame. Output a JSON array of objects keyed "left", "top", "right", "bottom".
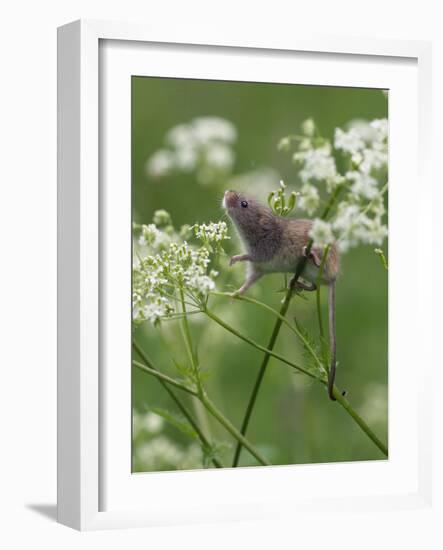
[{"left": 289, "top": 276, "right": 317, "bottom": 292}]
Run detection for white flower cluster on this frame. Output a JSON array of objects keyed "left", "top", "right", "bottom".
[
  {"left": 193, "top": 221, "right": 230, "bottom": 244},
  {"left": 133, "top": 411, "right": 164, "bottom": 438},
  {"left": 279, "top": 117, "right": 389, "bottom": 253},
  {"left": 152, "top": 209, "right": 172, "bottom": 227},
  {"left": 294, "top": 144, "right": 338, "bottom": 185},
  {"left": 138, "top": 223, "right": 173, "bottom": 251},
  {"left": 133, "top": 241, "right": 214, "bottom": 324},
  {"left": 309, "top": 219, "right": 335, "bottom": 248},
  {"left": 297, "top": 183, "right": 320, "bottom": 216},
  {"left": 133, "top": 211, "right": 230, "bottom": 325},
  {"left": 145, "top": 116, "right": 237, "bottom": 185},
  {"left": 346, "top": 171, "right": 379, "bottom": 200},
  {"left": 334, "top": 118, "right": 388, "bottom": 175},
  {"left": 308, "top": 194, "right": 388, "bottom": 252},
  {"left": 134, "top": 435, "right": 203, "bottom": 471}
]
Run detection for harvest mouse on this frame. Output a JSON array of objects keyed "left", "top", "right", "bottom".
[{"left": 222, "top": 189, "right": 340, "bottom": 400}]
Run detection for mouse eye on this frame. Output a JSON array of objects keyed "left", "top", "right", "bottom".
[{"left": 240, "top": 200, "right": 248, "bottom": 208}]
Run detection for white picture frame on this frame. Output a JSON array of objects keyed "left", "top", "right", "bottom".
[{"left": 57, "top": 19, "right": 434, "bottom": 531}]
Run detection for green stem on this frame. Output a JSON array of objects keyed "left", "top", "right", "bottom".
[
  {"left": 133, "top": 344, "right": 269, "bottom": 465},
  {"left": 227, "top": 292, "right": 296, "bottom": 469},
  {"left": 179, "top": 290, "right": 269, "bottom": 462},
  {"left": 160, "top": 310, "right": 203, "bottom": 321},
  {"left": 179, "top": 289, "right": 201, "bottom": 389},
  {"left": 162, "top": 289, "right": 199, "bottom": 309},
  {"left": 178, "top": 288, "right": 211, "bottom": 438},
  {"left": 318, "top": 288, "right": 326, "bottom": 335},
  {"left": 316, "top": 244, "right": 331, "bottom": 365},
  {"left": 132, "top": 342, "right": 223, "bottom": 468},
  {"left": 132, "top": 359, "right": 198, "bottom": 396},
  {"left": 210, "top": 291, "right": 325, "bottom": 374},
  {"left": 332, "top": 388, "right": 388, "bottom": 456},
  {"left": 204, "top": 308, "right": 319, "bottom": 380},
  {"left": 200, "top": 394, "right": 270, "bottom": 466},
  {"left": 315, "top": 245, "right": 330, "bottom": 342}
]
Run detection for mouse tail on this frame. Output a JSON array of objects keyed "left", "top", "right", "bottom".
[{"left": 328, "top": 281, "right": 337, "bottom": 401}]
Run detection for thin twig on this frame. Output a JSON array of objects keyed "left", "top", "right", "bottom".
[
  {"left": 204, "top": 309, "right": 320, "bottom": 380},
  {"left": 132, "top": 359, "right": 198, "bottom": 396},
  {"left": 315, "top": 244, "right": 331, "bottom": 359},
  {"left": 332, "top": 388, "right": 388, "bottom": 456},
  {"left": 209, "top": 291, "right": 325, "bottom": 374}
]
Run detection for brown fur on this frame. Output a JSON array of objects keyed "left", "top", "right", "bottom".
[{"left": 223, "top": 190, "right": 339, "bottom": 284}]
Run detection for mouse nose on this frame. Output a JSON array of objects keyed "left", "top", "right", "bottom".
[{"left": 223, "top": 190, "right": 237, "bottom": 208}]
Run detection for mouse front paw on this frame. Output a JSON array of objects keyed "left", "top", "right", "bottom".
[{"left": 229, "top": 253, "right": 251, "bottom": 267}]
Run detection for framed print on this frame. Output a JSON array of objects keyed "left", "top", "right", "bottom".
[
  {"left": 57, "top": 20, "right": 435, "bottom": 531},
  {"left": 130, "top": 77, "right": 389, "bottom": 474}
]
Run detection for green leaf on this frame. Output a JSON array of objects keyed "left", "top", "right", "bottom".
[
  {"left": 374, "top": 248, "right": 388, "bottom": 270},
  {"left": 288, "top": 191, "right": 297, "bottom": 212},
  {"left": 267, "top": 191, "right": 275, "bottom": 208},
  {"left": 150, "top": 406, "right": 198, "bottom": 439},
  {"left": 280, "top": 192, "right": 286, "bottom": 210},
  {"left": 172, "top": 359, "right": 198, "bottom": 387},
  {"left": 293, "top": 316, "right": 327, "bottom": 379}
]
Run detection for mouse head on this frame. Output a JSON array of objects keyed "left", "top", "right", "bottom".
[
  {"left": 223, "top": 190, "right": 272, "bottom": 227},
  {"left": 223, "top": 190, "right": 280, "bottom": 257}
]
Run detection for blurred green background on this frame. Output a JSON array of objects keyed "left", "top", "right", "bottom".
[{"left": 132, "top": 76, "right": 388, "bottom": 471}]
